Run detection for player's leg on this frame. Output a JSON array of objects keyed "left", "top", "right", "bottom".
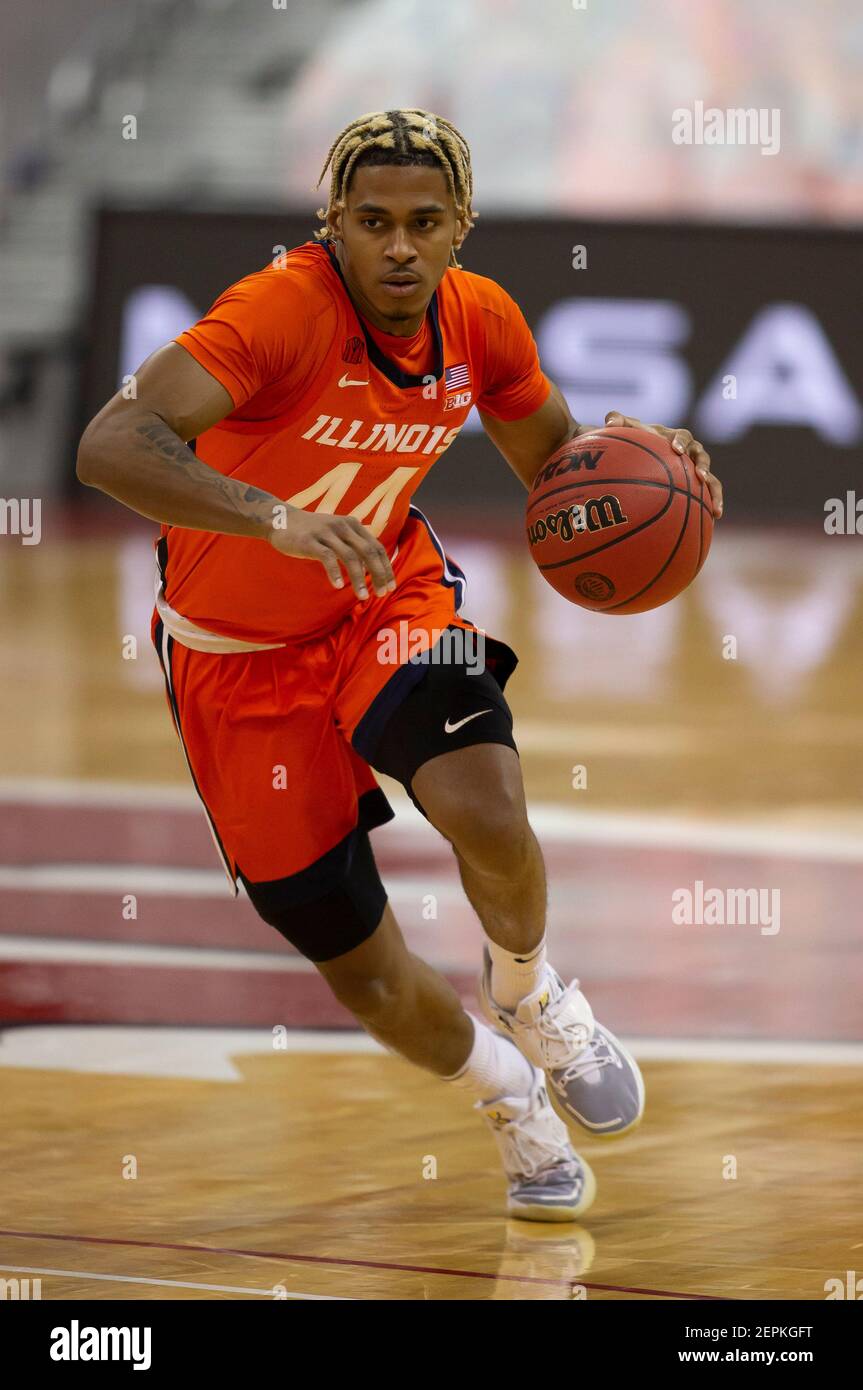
[
  {"left": 314, "top": 899, "right": 471, "bottom": 1073},
  {"left": 320, "top": 907, "right": 597, "bottom": 1223},
  {"left": 242, "top": 841, "right": 595, "bottom": 1223},
  {"left": 369, "top": 656, "right": 645, "bottom": 1140},
  {"left": 241, "top": 829, "right": 517, "bottom": 1085},
  {"left": 154, "top": 623, "right": 593, "bottom": 1218},
  {"left": 415, "top": 742, "right": 546, "bottom": 958}
]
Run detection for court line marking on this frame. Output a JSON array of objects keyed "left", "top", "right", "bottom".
[
  {"left": 0, "top": 1264, "right": 348, "bottom": 1300},
  {"left": 0, "top": 934, "right": 318, "bottom": 972},
  {"left": 0, "top": 1025, "right": 386, "bottom": 1081},
  {"left": 624, "top": 1037, "right": 863, "bottom": 1066},
  {"left": 0, "top": 1232, "right": 724, "bottom": 1299},
  {"left": 0, "top": 864, "right": 467, "bottom": 902},
  {"left": 0, "top": 779, "right": 203, "bottom": 808},
  {"left": 1, "top": 777, "right": 861, "bottom": 862},
  {"left": 1, "top": 1027, "right": 861, "bottom": 1080},
  {"left": 0, "top": 864, "right": 234, "bottom": 896},
  {"left": 0, "top": 935, "right": 464, "bottom": 975},
  {"left": 273, "top": 1031, "right": 863, "bottom": 1065}
]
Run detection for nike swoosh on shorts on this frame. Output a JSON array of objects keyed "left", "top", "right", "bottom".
[{"left": 444, "top": 709, "right": 493, "bottom": 734}]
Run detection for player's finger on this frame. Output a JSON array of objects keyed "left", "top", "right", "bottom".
[
  {"left": 689, "top": 440, "right": 711, "bottom": 470},
  {"left": 312, "top": 542, "right": 348, "bottom": 591},
  {"left": 332, "top": 522, "right": 390, "bottom": 598},
  {"left": 606, "top": 412, "right": 686, "bottom": 451},
  {"left": 323, "top": 535, "right": 371, "bottom": 599},
  {"left": 343, "top": 517, "right": 396, "bottom": 593},
  {"left": 700, "top": 469, "right": 724, "bottom": 518},
  {"left": 669, "top": 428, "right": 693, "bottom": 455},
  {"left": 687, "top": 442, "right": 723, "bottom": 517}
]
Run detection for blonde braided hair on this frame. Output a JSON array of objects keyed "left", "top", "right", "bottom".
[{"left": 314, "top": 109, "right": 477, "bottom": 269}]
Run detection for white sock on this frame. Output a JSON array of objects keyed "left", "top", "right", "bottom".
[
  {"left": 443, "top": 1013, "right": 534, "bottom": 1103},
  {"left": 488, "top": 937, "right": 548, "bottom": 1011}
]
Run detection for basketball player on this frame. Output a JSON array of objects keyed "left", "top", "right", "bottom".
[{"left": 78, "top": 110, "right": 723, "bottom": 1222}]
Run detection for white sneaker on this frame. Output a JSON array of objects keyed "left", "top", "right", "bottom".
[
  {"left": 479, "top": 947, "right": 646, "bottom": 1138},
  {"left": 477, "top": 1062, "right": 597, "bottom": 1222}
]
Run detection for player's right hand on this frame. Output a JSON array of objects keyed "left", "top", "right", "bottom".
[{"left": 267, "top": 507, "right": 396, "bottom": 599}]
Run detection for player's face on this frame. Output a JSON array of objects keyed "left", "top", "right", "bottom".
[{"left": 332, "top": 164, "right": 466, "bottom": 333}]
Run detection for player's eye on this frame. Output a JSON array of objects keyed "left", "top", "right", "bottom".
[
  {"left": 361, "top": 218, "right": 383, "bottom": 229},
  {"left": 415, "top": 219, "right": 436, "bottom": 230}
]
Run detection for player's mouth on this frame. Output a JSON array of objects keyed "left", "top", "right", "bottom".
[{"left": 381, "top": 274, "right": 421, "bottom": 297}]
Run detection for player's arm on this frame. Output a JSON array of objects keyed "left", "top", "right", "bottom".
[
  {"left": 77, "top": 342, "right": 278, "bottom": 536},
  {"left": 480, "top": 376, "right": 723, "bottom": 518},
  {"left": 76, "top": 343, "right": 395, "bottom": 597},
  {"left": 479, "top": 377, "right": 579, "bottom": 491}
]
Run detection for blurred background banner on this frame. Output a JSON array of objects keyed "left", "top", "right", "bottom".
[
  {"left": 2, "top": 0, "right": 862, "bottom": 513},
  {"left": 79, "top": 209, "right": 861, "bottom": 521}
]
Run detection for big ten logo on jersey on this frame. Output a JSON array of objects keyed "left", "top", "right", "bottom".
[
  {"left": 444, "top": 361, "right": 472, "bottom": 411},
  {"left": 292, "top": 415, "right": 464, "bottom": 537}
]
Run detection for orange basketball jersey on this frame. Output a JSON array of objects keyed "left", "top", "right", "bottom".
[{"left": 163, "top": 239, "right": 550, "bottom": 643}]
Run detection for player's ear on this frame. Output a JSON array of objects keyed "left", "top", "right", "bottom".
[
  {"left": 327, "top": 206, "right": 343, "bottom": 241},
  {"left": 453, "top": 214, "right": 470, "bottom": 251}
]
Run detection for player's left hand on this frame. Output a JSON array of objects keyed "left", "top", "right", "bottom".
[{"left": 586, "top": 411, "right": 723, "bottom": 520}]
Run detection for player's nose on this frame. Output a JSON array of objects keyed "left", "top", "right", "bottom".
[{"left": 385, "top": 226, "right": 417, "bottom": 262}]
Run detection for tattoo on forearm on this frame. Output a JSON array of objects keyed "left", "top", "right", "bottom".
[
  {"left": 135, "top": 418, "right": 275, "bottom": 518},
  {"left": 135, "top": 418, "right": 200, "bottom": 467},
  {"left": 243, "top": 483, "right": 271, "bottom": 503}
]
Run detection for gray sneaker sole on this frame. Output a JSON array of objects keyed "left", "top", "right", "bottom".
[{"left": 508, "top": 1157, "right": 597, "bottom": 1222}]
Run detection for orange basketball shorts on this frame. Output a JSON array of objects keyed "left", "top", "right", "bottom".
[{"left": 151, "top": 507, "right": 517, "bottom": 896}]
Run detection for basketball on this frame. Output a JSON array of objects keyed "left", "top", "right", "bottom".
[{"left": 525, "top": 426, "right": 714, "bottom": 614}]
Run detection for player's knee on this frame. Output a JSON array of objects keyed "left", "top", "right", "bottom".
[
  {"left": 423, "top": 778, "right": 532, "bottom": 878},
  {"left": 313, "top": 897, "right": 415, "bottom": 1019},
  {"left": 239, "top": 831, "right": 388, "bottom": 963},
  {"left": 324, "top": 968, "right": 399, "bottom": 1020},
  {"left": 320, "top": 950, "right": 416, "bottom": 1022}
]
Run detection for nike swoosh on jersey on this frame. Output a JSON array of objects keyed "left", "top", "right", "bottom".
[
  {"left": 444, "top": 709, "right": 493, "bottom": 734},
  {"left": 338, "top": 372, "right": 367, "bottom": 387}
]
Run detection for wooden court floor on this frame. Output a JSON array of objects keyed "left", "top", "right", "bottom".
[
  {"left": 1, "top": 520, "right": 861, "bottom": 1300},
  {"left": 2, "top": 1050, "right": 860, "bottom": 1300}
]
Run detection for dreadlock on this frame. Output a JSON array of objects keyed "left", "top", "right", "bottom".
[{"left": 314, "top": 109, "right": 477, "bottom": 270}]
